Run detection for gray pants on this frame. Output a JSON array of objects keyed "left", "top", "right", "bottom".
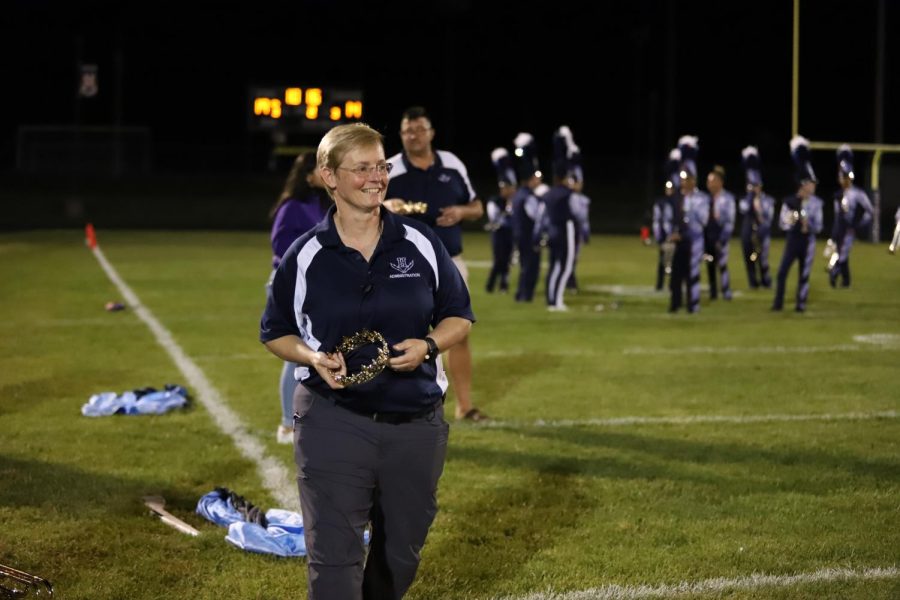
[{"left": 293, "top": 389, "right": 449, "bottom": 600}]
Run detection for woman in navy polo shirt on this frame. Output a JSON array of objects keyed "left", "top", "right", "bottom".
[{"left": 260, "top": 123, "right": 474, "bottom": 600}]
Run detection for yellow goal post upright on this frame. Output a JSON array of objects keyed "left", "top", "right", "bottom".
[{"left": 792, "top": 0, "right": 899, "bottom": 243}]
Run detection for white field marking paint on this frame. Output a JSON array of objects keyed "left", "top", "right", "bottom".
[
  {"left": 622, "top": 343, "right": 894, "bottom": 355},
  {"left": 90, "top": 246, "right": 297, "bottom": 509},
  {"left": 192, "top": 353, "right": 272, "bottom": 362},
  {"left": 196, "top": 331, "right": 900, "bottom": 363},
  {"left": 479, "top": 410, "right": 899, "bottom": 429},
  {"left": 494, "top": 565, "right": 900, "bottom": 600},
  {"left": 624, "top": 332, "right": 900, "bottom": 355},
  {"left": 466, "top": 259, "right": 492, "bottom": 269},
  {"left": 854, "top": 333, "right": 900, "bottom": 345},
  {"left": 584, "top": 284, "right": 746, "bottom": 299}
]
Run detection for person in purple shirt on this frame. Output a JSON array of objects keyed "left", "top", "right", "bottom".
[{"left": 268, "top": 151, "right": 330, "bottom": 443}]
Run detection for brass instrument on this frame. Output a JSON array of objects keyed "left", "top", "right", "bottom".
[
  {"left": 823, "top": 238, "right": 839, "bottom": 271},
  {"left": 749, "top": 192, "right": 762, "bottom": 263},
  {"left": 0, "top": 563, "right": 54, "bottom": 598},
  {"left": 788, "top": 208, "right": 807, "bottom": 231},
  {"left": 889, "top": 220, "right": 900, "bottom": 255},
  {"left": 749, "top": 224, "right": 761, "bottom": 263},
  {"left": 661, "top": 240, "right": 676, "bottom": 274}
]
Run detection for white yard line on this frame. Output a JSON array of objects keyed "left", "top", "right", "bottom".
[
  {"left": 481, "top": 410, "right": 899, "bottom": 429},
  {"left": 494, "top": 565, "right": 900, "bottom": 599},
  {"left": 91, "top": 245, "right": 297, "bottom": 509},
  {"left": 623, "top": 343, "right": 867, "bottom": 355}
]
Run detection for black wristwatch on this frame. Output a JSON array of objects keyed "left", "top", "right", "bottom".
[{"left": 423, "top": 336, "right": 439, "bottom": 362}]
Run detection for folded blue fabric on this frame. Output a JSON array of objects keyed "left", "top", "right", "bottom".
[
  {"left": 81, "top": 385, "right": 188, "bottom": 417},
  {"left": 225, "top": 522, "right": 307, "bottom": 558},
  {"left": 196, "top": 489, "right": 245, "bottom": 527},
  {"left": 197, "top": 489, "right": 308, "bottom": 557}
]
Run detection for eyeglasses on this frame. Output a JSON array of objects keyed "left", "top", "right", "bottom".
[
  {"left": 400, "top": 126, "right": 431, "bottom": 137},
  {"left": 336, "top": 163, "right": 393, "bottom": 177}
]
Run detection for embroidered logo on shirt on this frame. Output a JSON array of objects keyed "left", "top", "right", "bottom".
[
  {"left": 438, "top": 173, "right": 452, "bottom": 183},
  {"left": 389, "top": 257, "right": 421, "bottom": 278}
]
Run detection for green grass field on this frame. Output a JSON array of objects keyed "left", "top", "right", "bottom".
[{"left": 1, "top": 229, "right": 898, "bottom": 599}]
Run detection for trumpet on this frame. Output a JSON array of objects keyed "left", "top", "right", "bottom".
[
  {"left": 750, "top": 223, "right": 761, "bottom": 263},
  {"left": 0, "top": 563, "right": 54, "bottom": 598},
  {"left": 823, "top": 238, "right": 839, "bottom": 271},
  {"left": 890, "top": 220, "right": 900, "bottom": 255},
  {"left": 661, "top": 240, "right": 676, "bottom": 274},
  {"left": 749, "top": 192, "right": 763, "bottom": 263}
]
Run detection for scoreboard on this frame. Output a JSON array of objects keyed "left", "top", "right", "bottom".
[{"left": 248, "top": 85, "right": 363, "bottom": 132}]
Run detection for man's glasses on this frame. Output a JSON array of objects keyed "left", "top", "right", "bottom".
[
  {"left": 336, "top": 163, "right": 393, "bottom": 177},
  {"left": 400, "top": 126, "right": 431, "bottom": 137}
]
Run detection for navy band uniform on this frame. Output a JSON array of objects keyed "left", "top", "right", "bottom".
[
  {"left": 828, "top": 144, "right": 874, "bottom": 288},
  {"left": 738, "top": 146, "right": 775, "bottom": 289},
  {"left": 536, "top": 126, "right": 581, "bottom": 310},
  {"left": 485, "top": 147, "right": 516, "bottom": 293},
  {"left": 653, "top": 148, "right": 680, "bottom": 291},
  {"left": 511, "top": 132, "right": 544, "bottom": 302},
  {"left": 704, "top": 165, "right": 736, "bottom": 300},
  {"left": 773, "top": 136, "right": 824, "bottom": 312},
  {"left": 668, "top": 135, "right": 710, "bottom": 313}
]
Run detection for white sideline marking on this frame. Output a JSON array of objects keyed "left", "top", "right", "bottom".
[
  {"left": 91, "top": 246, "right": 297, "bottom": 509},
  {"left": 482, "top": 410, "right": 898, "bottom": 429},
  {"left": 467, "top": 260, "right": 492, "bottom": 269},
  {"left": 495, "top": 565, "right": 900, "bottom": 600},
  {"left": 624, "top": 343, "right": 860, "bottom": 355}
]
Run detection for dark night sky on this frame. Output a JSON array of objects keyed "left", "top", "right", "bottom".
[{"left": 3, "top": 0, "right": 897, "bottom": 195}]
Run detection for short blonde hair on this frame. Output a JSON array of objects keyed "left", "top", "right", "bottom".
[{"left": 317, "top": 123, "right": 384, "bottom": 172}]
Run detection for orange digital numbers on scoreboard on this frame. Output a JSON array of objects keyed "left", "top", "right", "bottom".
[
  {"left": 284, "top": 88, "right": 302, "bottom": 106},
  {"left": 345, "top": 101, "right": 362, "bottom": 119},
  {"left": 249, "top": 85, "right": 363, "bottom": 132}
]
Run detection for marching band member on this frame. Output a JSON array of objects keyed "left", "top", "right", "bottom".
[
  {"left": 668, "top": 135, "right": 709, "bottom": 313},
  {"left": 704, "top": 165, "right": 736, "bottom": 300},
  {"left": 485, "top": 148, "right": 517, "bottom": 293},
  {"left": 536, "top": 126, "right": 581, "bottom": 311},
  {"left": 738, "top": 146, "right": 775, "bottom": 289},
  {"left": 565, "top": 138, "right": 591, "bottom": 293},
  {"left": 653, "top": 149, "right": 680, "bottom": 291},
  {"left": 772, "top": 136, "right": 824, "bottom": 312},
  {"left": 827, "top": 144, "right": 874, "bottom": 287},
  {"left": 511, "top": 132, "right": 544, "bottom": 302}
]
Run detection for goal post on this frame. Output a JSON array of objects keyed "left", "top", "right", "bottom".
[{"left": 792, "top": 0, "right": 898, "bottom": 243}]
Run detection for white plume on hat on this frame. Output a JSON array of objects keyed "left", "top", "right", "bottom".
[
  {"left": 677, "top": 135, "right": 699, "bottom": 149},
  {"left": 789, "top": 135, "right": 810, "bottom": 153},
  {"left": 514, "top": 132, "right": 534, "bottom": 149}
]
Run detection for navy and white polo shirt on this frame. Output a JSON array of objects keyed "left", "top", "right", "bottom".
[
  {"left": 386, "top": 149, "right": 478, "bottom": 257},
  {"left": 260, "top": 205, "right": 475, "bottom": 413}
]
